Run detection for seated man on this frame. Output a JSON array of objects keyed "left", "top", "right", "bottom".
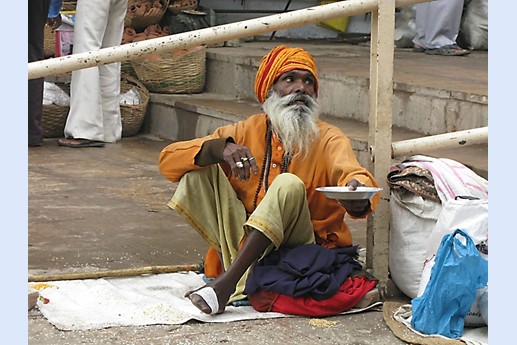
[{"left": 159, "top": 45, "right": 381, "bottom": 315}]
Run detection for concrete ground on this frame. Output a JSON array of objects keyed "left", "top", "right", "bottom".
[{"left": 28, "top": 135, "right": 410, "bottom": 345}]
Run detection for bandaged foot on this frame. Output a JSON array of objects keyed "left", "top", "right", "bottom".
[{"left": 186, "top": 286, "right": 225, "bottom": 315}]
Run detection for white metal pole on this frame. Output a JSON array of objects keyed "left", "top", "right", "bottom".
[
  {"left": 391, "top": 126, "right": 488, "bottom": 158},
  {"left": 28, "top": 0, "right": 430, "bottom": 79},
  {"left": 367, "top": 0, "right": 395, "bottom": 290}
]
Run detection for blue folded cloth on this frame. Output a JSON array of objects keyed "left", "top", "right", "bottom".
[{"left": 244, "top": 244, "right": 361, "bottom": 300}]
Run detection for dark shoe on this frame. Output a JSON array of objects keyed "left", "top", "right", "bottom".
[
  {"left": 29, "top": 141, "right": 42, "bottom": 147},
  {"left": 58, "top": 138, "right": 105, "bottom": 148},
  {"left": 425, "top": 44, "right": 471, "bottom": 56}
]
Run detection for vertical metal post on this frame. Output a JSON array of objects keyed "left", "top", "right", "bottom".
[{"left": 367, "top": 0, "right": 395, "bottom": 294}]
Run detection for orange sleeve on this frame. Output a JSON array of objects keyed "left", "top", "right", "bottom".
[
  {"left": 323, "top": 127, "right": 380, "bottom": 214},
  {"left": 158, "top": 123, "right": 241, "bottom": 182}
]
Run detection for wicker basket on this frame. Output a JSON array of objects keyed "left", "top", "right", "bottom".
[
  {"left": 131, "top": 45, "right": 206, "bottom": 94},
  {"left": 42, "top": 104, "right": 69, "bottom": 138},
  {"left": 43, "top": 26, "right": 56, "bottom": 58},
  {"left": 168, "top": 0, "right": 198, "bottom": 14},
  {"left": 121, "top": 61, "right": 138, "bottom": 78},
  {"left": 125, "top": 0, "right": 170, "bottom": 32},
  {"left": 120, "top": 73, "right": 150, "bottom": 136},
  {"left": 42, "top": 82, "right": 70, "bottom": 138},
  {"left": 41, "top": 75, "right": 149, "bottom": 138}
]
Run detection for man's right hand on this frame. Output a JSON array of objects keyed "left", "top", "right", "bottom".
[{"left": 223, "top": 142, "right": 259, "bottom": 180}]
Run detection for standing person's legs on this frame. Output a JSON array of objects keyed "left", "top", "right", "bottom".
[
  {"left": 98, "top": 0, "right": 127, "bottom": 143},
  {"left": 413, "top": 0, "right": 464, "bottom": 49},
  {"left": 28, "top": 0, "right": 51, "bottom": 146},
  {"left": 63, "top": 0, "right": 112, "bottom": 142}
]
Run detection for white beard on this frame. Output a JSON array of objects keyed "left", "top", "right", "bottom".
[{"left": 262, "top": 91, "right": 320, "bottom": 158}]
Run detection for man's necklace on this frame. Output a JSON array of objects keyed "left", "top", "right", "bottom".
[{"left": 252, "top": 121, "right": 291, "bottom": 209}]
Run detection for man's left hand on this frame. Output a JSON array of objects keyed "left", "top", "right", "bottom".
[
  {"left": 338, "top": 179, "right": 371, "bottom": 216},
  {"left": 47, "top": 15, "right": 62, "bottom": 30}
]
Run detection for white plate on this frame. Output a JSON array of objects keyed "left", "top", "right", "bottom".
[{"left": 316, "top": 186, "right": 382, "bottom": 200}]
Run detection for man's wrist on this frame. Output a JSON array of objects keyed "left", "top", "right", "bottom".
[{"left": 195, "top": 137, "right": 232, "bottom": 166}]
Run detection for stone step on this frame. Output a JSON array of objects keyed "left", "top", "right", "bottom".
[
  {"left": 146, "top": 92, "right": 488, "bottom": 179},
  {"left": 202, "top": 41, "right": 488, "bottom": 136}
]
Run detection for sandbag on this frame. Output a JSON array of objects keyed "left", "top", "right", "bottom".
[
  {"left": 458, "top": 0, "right": 488, "bottom": 50},
  {"left": 389, "top": 190, "right": 442, "bottom": 298},
  {"left": 394, "top": 6, "right": 416, "bottom": 48},
  {"left": 424, "top": 197, "right": 488, "bottom": 258},
  {"left": 478, "top": 288, "right": 488, "bottom": 325}
]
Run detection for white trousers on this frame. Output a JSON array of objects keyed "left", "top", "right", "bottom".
[
  {"left": 65, "top": 0, "right": 128, "bottom": 142},
  {"left": 413, "top": 0, "right": 464, "bottom": 49}
]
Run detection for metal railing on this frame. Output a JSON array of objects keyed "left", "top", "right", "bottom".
[{"left": 391, "top": 126, "right": 488, "bottom": 158}]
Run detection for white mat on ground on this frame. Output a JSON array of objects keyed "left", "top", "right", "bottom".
[
  {"left": 393, "top": 304, "right": 488, "bottom": 345},
  {"left": 32, "top": 272, "right": 379, "bottom": 331}
]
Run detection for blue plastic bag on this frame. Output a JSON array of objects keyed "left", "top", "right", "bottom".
[{"left": 411, "top": 229, "right": 488, "bottom": 338}]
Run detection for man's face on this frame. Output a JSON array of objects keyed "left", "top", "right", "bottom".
[
  {"left": 262, "top": 69, "right": 320, "bottom": 158},
  {"left": 272, "top": 69, "right": 317, "bottom": 99}
]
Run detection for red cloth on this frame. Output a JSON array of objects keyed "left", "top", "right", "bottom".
[{"left": 248, "top": 276, "right": 377, "bottom": 317}]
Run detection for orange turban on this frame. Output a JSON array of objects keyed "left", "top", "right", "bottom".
[{"left": 254, "top": 45, "right": 318, "bottom": 104}]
